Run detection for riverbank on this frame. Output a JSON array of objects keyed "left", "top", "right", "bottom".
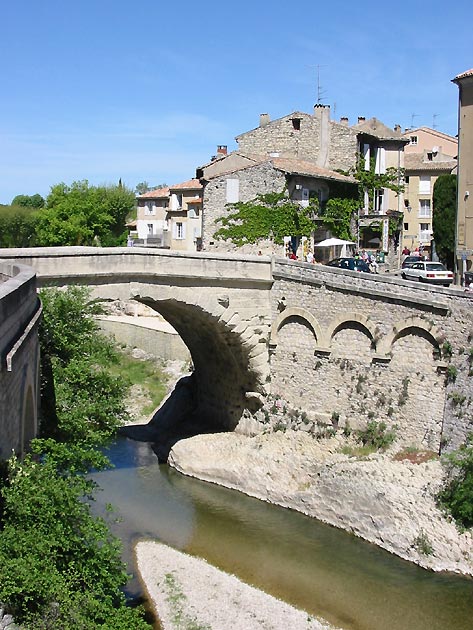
[
  {"left": 167, "top": 431, "right": 473, "bottom": 576},
  {"left": 135, "top": 540, "right": 340, "bottom": 630}
]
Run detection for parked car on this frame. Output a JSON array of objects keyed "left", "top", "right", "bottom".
[
  {"left": 402, "top": 261, "right": 454, "bottom": 286},
  {"left": 401, "top": 255, "right": 423, "bottom": 269},
  {"left": 325, "top": 258, "right": 371, "bottom": 273}
]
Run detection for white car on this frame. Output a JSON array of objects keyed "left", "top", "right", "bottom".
[{"left": 402, "top": 261, "right": 454, "bottom": 287}]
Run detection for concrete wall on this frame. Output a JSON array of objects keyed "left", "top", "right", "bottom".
[
  {"left": 97, "top": 317, "right": 190, "bottom": 362},
  {"left": 0, "top": 261, "right": 41, "bottom": 458}
]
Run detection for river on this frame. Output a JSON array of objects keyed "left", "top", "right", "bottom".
[{"left": 91, "top": 436, "right": 473, "bottom": 630}]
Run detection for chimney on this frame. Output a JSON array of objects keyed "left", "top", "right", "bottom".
[
  {"left": 357, "top": 116, "right": 366, "bottom": 125},
  {"left": 394, "top": 124, "right": 401, "bottom": 133},
  {"left": 340, "top": 116, "right": 349, "bottom": 126},
  {"left": 260, "top": 113, "right": 270, "bottom": 127},
  {"left": 217, "top": 145, "right": 227, "bottom": 156}
]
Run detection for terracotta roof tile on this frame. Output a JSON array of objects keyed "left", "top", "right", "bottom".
[
  {"left": 270, "top": 157, "right": 356, "bottom": 183},
  {"left": 137, "top": 187, "right": 169, "bottom": 199},
  {"left": 404, "top": 153, "right": 457, "bottom": 171},
  {"left": 453, "top": 68, "right": 473, "bottom": 81},
  {"left": 169, "top": 178, "right": 203, "bottom": 191}
]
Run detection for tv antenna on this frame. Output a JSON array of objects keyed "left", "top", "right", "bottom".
[
  {"left": 432, "top": 113, "right": 438, "bottom": 130},
  {"left": 411, "top": 113, "right": 419, "bottom": 129},
  {"left": 314, "top": 64, "right": 327, "bottom": 104}
]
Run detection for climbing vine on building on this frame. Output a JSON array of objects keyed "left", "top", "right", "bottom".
[{"left": 214, "top": 190, "right": 314, "bottom": 245}]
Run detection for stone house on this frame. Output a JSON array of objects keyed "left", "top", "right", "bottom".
[
  {"left": 198, "top": 153, "right": 357, "bottom": 254},
  {"left": 135, "top": 179, "right": 203, "bottom": 251},
  {"left": 452, "top": 68, "right": 473, "bottom": 279},
  {"left": 199, "top": 106, "right": 406, "bottom": 258}
]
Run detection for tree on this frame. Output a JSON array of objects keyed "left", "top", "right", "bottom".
[
  {"left": 0, "top": 286, "right": 151, "bottom": 628},
  {"left": 35, "top": 180, "right": 135, "bottom": 247},
  {"left": 0, "top": 204, "right": 38, "bottom": 247},
  {"left": 433, "top": 174, "right": 456, "bottom": 269},
  {"left": 214, "top": 190, "right": 315, "bottom": 246},
  {"left": 11, "top": 193, "right": 45, "bottom": 208}
]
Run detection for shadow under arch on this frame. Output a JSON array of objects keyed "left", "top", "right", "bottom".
[
  {"left": 120, "top": 297, "right": 267, "bottom": 460},
  {"left": 325, "top": 313, "right": 377, "bottom": 350},
  {"left": 378, "top": 317, "right": 443, "bottom": 356},
  {"left": 270, "top": 307, "right": 322, "bottom": 348}
]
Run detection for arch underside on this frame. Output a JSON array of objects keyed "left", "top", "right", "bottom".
[{"left": 121, "top": 297, "right": 266, "bottom": 459}]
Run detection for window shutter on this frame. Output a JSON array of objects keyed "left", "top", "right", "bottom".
[
  {"left": 363, "top": 144, "right": 370, "bottom": 170},
  {"left": 226, "top": 179, "right": 240, "bottom": 203}
]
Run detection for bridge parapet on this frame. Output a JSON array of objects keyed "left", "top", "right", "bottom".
[{"left": 0, "top": 260, "right": 41, "bottom": 457}]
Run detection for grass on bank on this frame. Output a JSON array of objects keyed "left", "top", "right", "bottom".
[{"left": 104, "top": 348, "right": 169, "bottom": 416}]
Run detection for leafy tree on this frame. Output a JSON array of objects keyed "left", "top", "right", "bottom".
[
  {"left": 433, "top": 174, "right": 456, "bottom": 269},
  {"left": 35, "top": 180, "right": 135, "bottom": 247},
  {"left": 0, "top": 204, "right": 38, "bottom": 247},
  {"left": 214, "top": 190, "right": 314, "bottom": 245},
  {"left": 11, "top": 193, "right": 45, "bottom": 208},
  {"left": 438, "top": 434, "right": 473, "bottom": 529},
  {"left": 0, "top": 286, "right": 151, "bottom": 628}
]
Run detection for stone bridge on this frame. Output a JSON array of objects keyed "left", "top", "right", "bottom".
[{"left": 2, "top": 247, "right": 473, "bottom": 455}]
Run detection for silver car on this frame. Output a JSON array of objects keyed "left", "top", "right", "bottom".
[{"left": 402, "top": 261, "right": 454, "bottom": 287}]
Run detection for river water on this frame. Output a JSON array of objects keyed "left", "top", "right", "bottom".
[{"left": 91, "top": 436, "right": 473, "bottom": 630}]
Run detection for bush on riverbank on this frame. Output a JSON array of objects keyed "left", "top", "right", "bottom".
[
  {"left": 0, "top": 287, "right": 152, "bottom": 629},
  {"left": 438, "top": 435, "right": 473, "bottom": 530}
]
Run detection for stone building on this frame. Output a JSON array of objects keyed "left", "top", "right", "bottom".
[
  {"left": 199, "top": 154, "right": 357, "bottom": 254},
  {"left": 199, "top": 107, "right": 406, "bottom": 257},
  {"left": 452, "top": 68, "right": 473, "bottom": 279}
]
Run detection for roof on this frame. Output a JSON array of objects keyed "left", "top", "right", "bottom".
[
  {"left": 203, "top": 152, "right": 356, "bottom": 184},
  {"left": 404, "top": 153, "right": 457, "bottom": 172},
  {"left": 270, "top": 157, "right": 356, "bottom": 183},
  {"left": 352, "top": 117, "right": 406, "bottom": 141},
  {"left": 453, "top": 68, "right": 473, "bottom": 82},
  {"left": 137, "top": 187, "right": 169, "bottom": 199},
  {"left": 187, "top": 197, "right": 202, "bottom": 204},
  {"left": 169, "top": 178, "right": 203, "bottom": 191},
  {"left": 401, "top": 126, "right": 457, "bottom": 143}
]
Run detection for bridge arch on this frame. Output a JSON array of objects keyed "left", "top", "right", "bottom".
[
  {"left": 269, "top": 307, "right": 322, "bottom": 348},
  {"left": 378, "top": 317, "right": 443, "bottom": 356},
  {"left": 325, "top": 313, "right": 378, "bottom": 351}
]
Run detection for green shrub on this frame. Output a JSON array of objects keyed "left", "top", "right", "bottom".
[
  {"left": 438, "top": 435, "right": 473, "bottom": 529},
  {"left": 356, "top": 421, "right": 396, "bottom": 451}
]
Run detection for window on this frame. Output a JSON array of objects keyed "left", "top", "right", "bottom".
[
  {"left": 188, "top": 207, "right": 198, "bottom": 219},
  {"left": 145, "top": 202, "right": 155, "bottom": 215},
  {"left": 374, "top": 188, "right": 384, "bottom": 214},
  {"left": 405, "top": 176, "right": 410, "bottom": 184},
  {"left": 226, "top": 179, "right": 240, "bottom": 203},
  {"left": 419, "top": 199, "right": 431, "bottom": 218},
  {"left": 374, "top": 147, "right": 386, "bottom": 174},
  {"left": 404, "top": 222, "right": 409, "bottom": 230},
  {"left": 419, "top": 223, "right": 431, "bottom": 242},
  {"left": 410, "top": 135, "right": 418, "bottom": 145},
  {"left": 292, "top": 118, "right": 301, "bottom": 130},
  {"left": 419, "top": 175, "right": 431, "bottom": 194},
  {"left": 147, "top": 224, "right": 154, "bottom": 234},
  {"left": 170, "top": 193, "right": 183, "bottom": 210},
  {"left": 175, "top": 222, "right": 185, "bottom": 239}
]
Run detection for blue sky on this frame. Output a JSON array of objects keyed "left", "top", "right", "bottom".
[{"left": 1, "top": 0, "right": 471, "bottom": 204}]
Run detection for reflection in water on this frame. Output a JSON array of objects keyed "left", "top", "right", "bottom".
[{"left": 91, "top": 437, "right": 473, "bottom": 630}]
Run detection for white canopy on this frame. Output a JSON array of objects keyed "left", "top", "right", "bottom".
[{"left": 314, "top": 238, "right": 355, "bottom": 247}]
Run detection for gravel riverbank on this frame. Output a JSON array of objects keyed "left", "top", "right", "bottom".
[{"left": 135, "top": 541, "right": 340, "bottom": 630}]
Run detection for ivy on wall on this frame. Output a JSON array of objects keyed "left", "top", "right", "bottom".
[{"left": 214, "top": 190, "right": 315, "bottom": 245}]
